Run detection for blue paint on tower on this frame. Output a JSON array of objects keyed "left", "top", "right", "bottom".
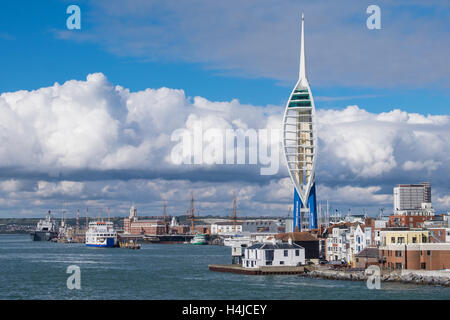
[{"left": 292, "top": 184, "right": 317, "bottom": 231}]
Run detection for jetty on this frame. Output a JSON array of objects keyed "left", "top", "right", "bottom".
[{"left": 209, "top": 264, "right": 306, "bottom": 275}]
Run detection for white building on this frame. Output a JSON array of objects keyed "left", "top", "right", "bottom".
[
  {"left": 326, "top": 227, "right": 348, "bottom": 262},
  {"left": 326, "top": 224, "right": 368, "bottom": 263},
  {"left": 394, "top": 182, "right": 434, "bottom": 216},
  {"left": 242, "top": 239, "right": 305, "bottom": 268},
  {"left": 210, "top": 221, "right": 243, "bottom": 235}
]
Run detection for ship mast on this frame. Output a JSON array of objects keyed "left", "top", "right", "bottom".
[
  {"left": 190, "top": 192, "right": 195, "bottom": 234},
  {"left": 233, "top": 192, "right": 237, "bottom": 233},
  {"left": 163, "top": 200, "right": 167, "bottom": 234},
  {"left": 85, "top": 207, "right": 89, "bottom": 230},
  {"left": 76, "top": 209, "right": 80, "bottom": 234}
]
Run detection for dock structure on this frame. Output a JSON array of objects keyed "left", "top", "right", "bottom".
[{"left": 209, "top": 264, "right": 305, "bottom": 275}]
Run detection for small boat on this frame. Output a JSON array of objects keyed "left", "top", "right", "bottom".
[
  {"left": 85, "top": 221, "right": 118, "bottom": 248},
  {"left": 119, "top": 240, "right": 141, "bottom": 249},
  {"left": 190, "top": 233, "right": 207, "bottom": 245}
]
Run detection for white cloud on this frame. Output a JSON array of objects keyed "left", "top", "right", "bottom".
[
  {"left": 0, "top": 73, "right": 449, "bottom": 216},
  {"left": 402, "top": 160, "right": 441, "bottom": 172}
]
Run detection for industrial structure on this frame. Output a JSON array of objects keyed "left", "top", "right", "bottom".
[{"left": 282, "top": 13, "right": 317, "bottom": 231}]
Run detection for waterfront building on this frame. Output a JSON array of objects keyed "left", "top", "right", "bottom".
[
  {"left": 210, "top": 221, "right": 243, "bottom": 235},
  {"left": 380, "top": 229, "right": 430, "bottom": 246},
  {"left": 364, "top": 218, "right": 388, "bottom": 246},
  {"left": 242, "top": 220, "right": 280, "bottom": 233},
  {"left": 325, "top": 222, "right": 367, "bottom": 263},
  {"left": 282, "top": 14, "right": 318, "bottom": 231},
  {"left": 276, "top": 232, "right": 320, "bottom": 259},
  {"left": 380, "top": 243, "right": 450, "bottom": 270},
  {"left": 353, "top": 247, "right": 379, "bottom": 269},
  {"left": 242, "top": 238, "right": 305, "bottom": 268},
  {"left": 326, "top": 226, "right": 349, "bottom": 263},
  {"left": 123, "top": 206, "right": 167, "bottom": 235}
]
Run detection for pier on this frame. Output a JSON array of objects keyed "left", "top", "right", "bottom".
[{"left": 209, "top": 264, "right": 306, "bottom": 275}]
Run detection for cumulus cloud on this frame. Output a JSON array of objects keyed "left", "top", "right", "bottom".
[{"left": 0, "top": 73, "right": 449, "bottom": 216}]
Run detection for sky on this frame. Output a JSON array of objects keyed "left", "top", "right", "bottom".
[{"left": 0, "top": 0, "right": 449, "bottom": 218}]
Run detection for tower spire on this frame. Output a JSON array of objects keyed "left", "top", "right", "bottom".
[{"left": 299, "top": 13, "right": 307, "bottom": 83}]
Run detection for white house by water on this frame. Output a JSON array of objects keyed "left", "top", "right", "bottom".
[{"left": 242, "top": 238, "right": 305, "bottom": 268}]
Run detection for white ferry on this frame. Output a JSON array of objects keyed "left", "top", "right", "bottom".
[{"left": 85, "top": 221, "right": 118, "bottom": 248}]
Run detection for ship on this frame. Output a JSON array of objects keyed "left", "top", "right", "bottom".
[
  {"left": 85, "top": 221, "right": 118, "bottom": 248},
  {"left": 30, "top": 211, "right": 59, "bottom": 241},
  {"left": 190, "top": 233, "right": 207, "bottom": 245}
]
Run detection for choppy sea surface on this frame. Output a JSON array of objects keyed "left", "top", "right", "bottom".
[{"left": 0, "top": 234, "right": 449, "bottom": 300}]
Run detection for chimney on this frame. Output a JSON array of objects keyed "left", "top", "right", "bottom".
[{"left": 288, "top": 237, "right": 293, "bottom": 245}]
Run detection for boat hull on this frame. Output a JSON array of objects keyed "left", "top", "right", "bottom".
[
  {"left": 86, "top": 237, "right": 117, "bottom": 248},
  {"left": 30, "top": 231, "right": 58, "bottom": 241}
]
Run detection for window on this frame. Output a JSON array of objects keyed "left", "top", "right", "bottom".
[
  {"left": 412, "top": 237, "right": 417, "bottom": 243},
  {"left": 395, "top": 263, "right": 403, "bottom": 269},
  {"left": 284, "top": 250, "right": 288, "bottom": 257},
  {"left": 266, "top": 250, "right": 274, "bottom": 261},
  {"left": 266, "top": 261, "right": 272, "bottom": 266},
  {"left": 295, "top": 250, "right": 299, "bottom": 256},
  {"left": 421, "top": 263, "right": 426, "bottom": 269},
  {"left": 391, "top": 237, "right": 395, "bottom": 243},
  {"left": 427, "top": 250, "right": 431, "bottom": 256},
  {"left": 280, "top": 261, "right": 284, "bottom": 265},
  {"left": 395, "top": 251, "right": 403, "bottom": 257}
]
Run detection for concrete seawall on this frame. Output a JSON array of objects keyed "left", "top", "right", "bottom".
[
  {"left": 209, "top": 264, "right": 305, "bottom": 275},
  {"left": 302, "top": 268, "right": 450, "bottom": 287}
]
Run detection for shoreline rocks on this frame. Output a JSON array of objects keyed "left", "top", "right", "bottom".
[{"left": 301, "top": 269, "right": 450, "bottom": 287}]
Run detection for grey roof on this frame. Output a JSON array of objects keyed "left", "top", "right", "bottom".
[
  {"left": 355, "top": 247, "right": 379, "bottom": 258},
  {"left": 247, "top": 243, "right": 304, "bottom": 250}
]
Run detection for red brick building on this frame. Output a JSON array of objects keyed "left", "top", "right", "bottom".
[
  {"left": 380, "top": 243, "right": 450, "bottom": 270},
  {"left": 124, "top": 218, "right": 167, "bottom": 235},
  {"left": 388, "top": 215, "right": 433, "bottom": 228}
]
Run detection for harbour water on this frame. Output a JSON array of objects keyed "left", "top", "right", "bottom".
[{"left": 0, "top": 234, "right": 449, "bottom": 300}]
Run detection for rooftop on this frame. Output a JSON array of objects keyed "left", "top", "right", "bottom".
[
  {"left": 247, "top": 243, "right": 303, "bottom": 250},
  {"left": 276, "top": 232, "right": 317, "bottom": 242},
  {"left": 355, "top": 247, "right": 379, "bottom": 259}
]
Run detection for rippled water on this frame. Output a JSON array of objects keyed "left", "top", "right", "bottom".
[{"left": 0, "top": 234, "right": 449, "bottom": 300}]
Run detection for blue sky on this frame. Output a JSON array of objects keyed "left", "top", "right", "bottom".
[
  {"left": 1, "top": 0, "right": 449, "bottom": 113},
  {"left": 0, "top": 0, "right": 449, "bottom": 218}
]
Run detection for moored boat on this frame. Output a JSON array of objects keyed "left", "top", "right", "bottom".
[
  {"left": 85, "top": 221, "right": 118, "bottom": 248},
  {"left": 30, "top": 211, "right": 58, "bottom": 241},
  {"left": 190, "top": 233, "right": 207, "bottom": 245}
]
